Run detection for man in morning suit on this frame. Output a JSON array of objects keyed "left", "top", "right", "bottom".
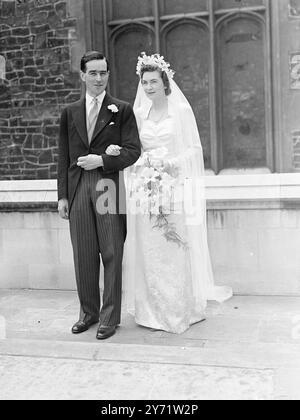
[{"left": 57, "top": 51, "right": 141, "bottom": 340}]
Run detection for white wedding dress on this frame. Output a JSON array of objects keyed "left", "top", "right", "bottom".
[
  {"left": 128, "top": 116, "right": 203, "bottom": 334},
  {"left": 124, "top": 80, "right": 232, "bottom": 334}
]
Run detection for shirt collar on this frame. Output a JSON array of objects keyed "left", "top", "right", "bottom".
[{"left": 86, "top": 91, "right": 106, "bottom": 107}]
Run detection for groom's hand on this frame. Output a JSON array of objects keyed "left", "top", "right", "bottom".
[
  {"left": 58, "top": 198, "right": 69, "bottom": 220},
  {"left": 77, "top": 154, "right": 103, "bottom": 170}
]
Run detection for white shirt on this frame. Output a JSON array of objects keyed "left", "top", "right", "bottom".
[
  {"left": 85, "top": 91, "right": 106, "bottom": 124},
  {"left": 84, "top": 91, "right": 106, "bottom": 168}
]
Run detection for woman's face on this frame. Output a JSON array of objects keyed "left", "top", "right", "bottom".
[{"left": 141, "top": 71, "right": 166, "bottom": 102}]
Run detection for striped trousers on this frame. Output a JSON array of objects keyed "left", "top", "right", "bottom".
[{"left": 69, "top": 170, "right": 126, "bottom": 327}]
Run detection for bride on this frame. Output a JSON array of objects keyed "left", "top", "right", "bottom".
[{"left": 106, "top": 53, "right": 232, "bottom": 334}]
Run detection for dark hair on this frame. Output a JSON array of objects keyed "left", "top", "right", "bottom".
[
  {"left": 80, "top": 51, "right": 110, "bottom": 72},
  {"left": 140, "top": 65, "right": 171, "bottom": 96}
]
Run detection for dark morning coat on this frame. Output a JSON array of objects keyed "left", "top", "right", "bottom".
[{"left": 57, "top": 93, "right": 141, "bottom": 213}]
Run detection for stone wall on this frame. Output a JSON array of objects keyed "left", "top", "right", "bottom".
[
  {"left": 0, "top": 0, "right": 85, "bottom": 180},
  {"left": 1, "top": 205, "right": 300, "bottom": 295},
  {"left": 1, "top": 174, "right": 300, "bottom": 294}
]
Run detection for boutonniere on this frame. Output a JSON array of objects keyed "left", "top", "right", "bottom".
[{"left": 107, "top": 104, "right": 119, "bottom": 113}]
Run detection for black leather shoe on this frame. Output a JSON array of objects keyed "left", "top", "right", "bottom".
[
  {"left": 71, "top": 318, "right": 99, "bottom": 334},
  {"left": 96, "top": 325, "right": 116, "bottom": 340}
]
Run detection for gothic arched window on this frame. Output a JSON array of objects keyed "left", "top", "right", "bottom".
[{"left": 91, "top": 0, "right": 273, "bottom": 173}]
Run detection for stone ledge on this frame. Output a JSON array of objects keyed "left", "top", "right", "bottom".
[
  {"left": 0, "top": 202, "right": 57, "bottom": 212},
  {"left": 207, "top": 198, "right": 300, "bottom": 210},
  {"left": 0, "top": 174, "right": 300, "bottom": 212},
  {"left": 1, "top": 199, "right": 300, "bottom": 212}
]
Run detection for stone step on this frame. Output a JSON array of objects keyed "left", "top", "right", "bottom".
[
  {"left": 1, "top": 337, "right": 300, "bottom": 370},
  {"left": 1, "top": 338, "right": 300, "bottom": 400}
]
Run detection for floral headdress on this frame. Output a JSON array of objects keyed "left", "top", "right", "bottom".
[{"left": 136, "top": 52, "right": 175, "bottom": 80}]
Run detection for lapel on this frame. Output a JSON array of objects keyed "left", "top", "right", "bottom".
[
  {"left": 72, "top": 97, "right": 89, "bottom": 148},
  {"left": 90, "top": 93, "right": 114, "bottom": 144}
]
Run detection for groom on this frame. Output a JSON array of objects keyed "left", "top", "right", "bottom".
[{"left": 57, "top": 51, "right": 141, "bottom": 339}]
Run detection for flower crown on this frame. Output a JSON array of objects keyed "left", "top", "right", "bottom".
[{"left": 136, "top": 52, "right": 175, "bottom": 80}]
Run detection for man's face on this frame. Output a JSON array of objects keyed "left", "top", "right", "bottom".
[{"left": 80, "top": 59, "right": 109, "bottom": 97}]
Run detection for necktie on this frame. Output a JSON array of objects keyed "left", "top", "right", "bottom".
[{"left": 87, "top": 97, "right": 99, "bottom": 143}]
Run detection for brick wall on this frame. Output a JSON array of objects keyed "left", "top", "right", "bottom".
[{"left": 0, "top": 0, "right": 82, "bottom": 180}]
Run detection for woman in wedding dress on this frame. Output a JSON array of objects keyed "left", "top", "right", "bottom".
[{"left": 107, "top": 53, "right": 232, "bottom": 334}]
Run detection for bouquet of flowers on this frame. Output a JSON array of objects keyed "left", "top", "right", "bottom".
[{"left": 129, "top": 147, "right": 188, "bottom": 250}]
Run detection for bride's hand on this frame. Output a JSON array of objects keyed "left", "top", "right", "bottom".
[
  {"left": 149, "top": 157, "right": 163, "bottom": 168},
  {"left": 105, "top": 145, "right": 122, "bottom": 156}
]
